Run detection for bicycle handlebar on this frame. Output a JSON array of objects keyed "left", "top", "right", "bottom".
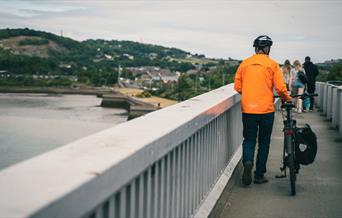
[
  {"left": 275, "top": 93, "right": 318, "bottom": 109},
  {"left": 274, "top": 93, "right": 318, "bottom": 99}
]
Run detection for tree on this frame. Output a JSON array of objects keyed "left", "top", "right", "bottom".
[{"left": 327, "top": 63, "right": 342, "bottom": 81}]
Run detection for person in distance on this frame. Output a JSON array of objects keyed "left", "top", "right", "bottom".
[{"left": 303, "top": 56, "right": 319, "bottom": 111}]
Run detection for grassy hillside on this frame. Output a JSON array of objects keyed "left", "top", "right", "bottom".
[
  {"left": 1, "top": 28, "right": 239, "bottom": 87},
  {"left": 0, "top": 35, "right": 67, "bottom": 58},
  {"left": 0, "top": 28, "right": 207, "bottom": 68}
]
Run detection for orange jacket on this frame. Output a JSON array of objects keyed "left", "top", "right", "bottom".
[{"left": 234, "top": 54, "right": 291, "bottom": 114}]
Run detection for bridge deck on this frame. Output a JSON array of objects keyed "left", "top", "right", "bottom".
[{"left": 211, "top": 109, "right": 342, "bottom": 218}]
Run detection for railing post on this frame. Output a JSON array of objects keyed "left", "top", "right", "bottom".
[
  {"left": 327, "top": 84, "right": 333, "bottom": 120},
  {"left": 323, "top": 83, "right": 328, "bottom": 115},
  {"left": 315, "top": 82, "right": 319, "bottom": 108},
  {"left": 338, "top": 87, "right": 342, "bottom": 138},
  {"left": 332, "top": 86, "right": 339, "bottom": 128},
  {"left": 316, "top": 82, "right": 323, "bottom": 109},
  {"left": 318, "top": 82, "right": 324, "bottom": 111}
]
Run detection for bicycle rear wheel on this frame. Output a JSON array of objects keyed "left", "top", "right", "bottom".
[
  {"left": 286, "top": 135, "right": 296, "bottom": 195},
  {"left": 288, "top": 153, "right": 296, "bottom": 195}
]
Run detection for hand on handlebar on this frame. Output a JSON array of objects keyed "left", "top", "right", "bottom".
[
  {"left": 281, "top": 100, "right": 292, "bottom": 105},
  {"left": 281, "top": 101, "right": 295, "bottom": 109}
]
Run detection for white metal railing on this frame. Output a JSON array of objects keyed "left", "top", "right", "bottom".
[
  {"left": 0, "top": 84, "right": 243, "bottom": 218},
  {"left": 316, "top": 81, "right": 342, "bottom": 137}
]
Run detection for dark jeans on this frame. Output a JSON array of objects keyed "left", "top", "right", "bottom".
[
  {"left": 242, "top": 112, "right": 274, "bottom": 179},
  {"left": 307, "top": 84, "right": 315, "bottom": 110}
]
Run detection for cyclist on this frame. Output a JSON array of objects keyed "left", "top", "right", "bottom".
[{"left": 234, "top": 35, "right": 291, "bottom": 186}]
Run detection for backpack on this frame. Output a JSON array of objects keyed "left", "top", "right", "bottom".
[
  {"left": 297, "top": 70, "right": 307, "bottom": 84},
  {"left": 302, "top": 93, "right": 310, "bottom": 110},
  {"left": 295, "top": 124, "right": 317, "bottom": 165}
]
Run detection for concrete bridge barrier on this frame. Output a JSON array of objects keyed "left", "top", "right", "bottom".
[
  {"left": 0, "top": 84, "right": 243, "bottom": 218},
  {"left": 338, "top": 86, "right": 342, "bottom": 137},
  {"left": 316, "top": 82, "right": 324, "bottom": 110},
  {"left": 316, "top": 81, "right": 342, "bottom": 138},
  {"left": 323, "top": 82, "right": 329, "bottom": 115}
]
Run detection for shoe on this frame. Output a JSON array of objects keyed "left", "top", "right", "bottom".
[
  {"left": 242, "top": 161, "right": 253, "bottom": 186},
  {"left": 295, "top": 108, "right": 302, "bottom": 113},
  {"left": 254, "top": 176, "right": 269, "bottom": 184},
  {"left": 309, "top": 109, "right": 313, "bottom": 112}
]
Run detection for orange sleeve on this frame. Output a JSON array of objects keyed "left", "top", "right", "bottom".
[
  {"left": 234, "top": 64, "right": 243, "bottom": 94},
  {"left": 273, "top": 64, "right": 291, "bottom": 102}
]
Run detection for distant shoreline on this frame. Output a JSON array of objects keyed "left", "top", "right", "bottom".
[
  {"left": 0, "top": 86, "right": 116, "bottom": 96},
  {"left": 0, "top": 86, "right": 177, "bottom": 120},
  {"left": 0, "top": 86, "right": 159, "bottom": 120}
]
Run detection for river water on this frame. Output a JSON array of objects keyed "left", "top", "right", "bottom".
[{"left": 0, "top": 93, "right": 127, "bottom": 171}]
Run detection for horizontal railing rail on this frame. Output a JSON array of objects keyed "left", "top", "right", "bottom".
[{"left": 0, "top": 84, "right": 242, "bottom": 218}]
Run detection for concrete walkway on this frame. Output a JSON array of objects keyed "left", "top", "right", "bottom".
[{"left": 211, "top": 109, "right": 342, "bottom": 218}]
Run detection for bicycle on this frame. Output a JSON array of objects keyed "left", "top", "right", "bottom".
[{"left": 275, "top": 93, "right": 318, "bottom": 196}]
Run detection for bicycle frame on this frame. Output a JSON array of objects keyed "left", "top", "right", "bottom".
[
  {"left": 279, "top": 103, "right": 297, "bottom": 176},
  {"left": 274, "top": 101, "right": 298, "bottom": 195},
  {"left": 275, "top": 93, "right": 318, "bottom": 195},
  {"left": 277, "top": 101, "right": 296, "bottom": 178}
]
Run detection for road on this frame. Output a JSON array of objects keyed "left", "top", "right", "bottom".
[{"left": 211, "top": 109, "right": 342, "bottom": 218}]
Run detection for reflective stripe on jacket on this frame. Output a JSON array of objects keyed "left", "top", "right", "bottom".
[{"left": 234, "top": 54, "right": 291, "bottom": 114}]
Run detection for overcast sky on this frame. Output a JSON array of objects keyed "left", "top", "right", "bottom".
[{"left": 0, "top": 0, "right": 341, "bottom": 63}]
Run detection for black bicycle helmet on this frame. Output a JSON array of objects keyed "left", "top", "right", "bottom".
[{"left": 253, "top": 35, "right": 273, "bottom": 48}]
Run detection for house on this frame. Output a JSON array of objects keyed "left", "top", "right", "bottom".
[
  {"left": 123, "top": 53, "right": 134, "bottom": 60},
  {"left": 158, "top": 70, "right": 179, "bottom": 83},
  {"left": 59, "top": 64, "right": 72, "bottom": 69},
  {"left": 0, "top": 70, "right": 8, "bottom": 78},
  {"left": 104, "top": 54, "right": 113, "bottom": 60},
  {"left": 149, "top": 53, "right": 158, "bottom": 60},
  {"left": 131, "top": 66, "right": 179, "bottom": 86}
]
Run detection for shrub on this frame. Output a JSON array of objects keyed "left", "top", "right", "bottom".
[
  {"left": 136, "top": 91, "right": 152, "bottom": 98},
  {"left": 18, "top": 38, "right": 49, "bottom": 46}
]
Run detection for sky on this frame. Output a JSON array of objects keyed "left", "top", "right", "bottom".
[{"left": 0, "top": 0, "right": 341, "bottom": 63}]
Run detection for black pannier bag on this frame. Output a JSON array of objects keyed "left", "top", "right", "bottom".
[{"left": 295, "top": 124, "right": 317, "bottom": 165}]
